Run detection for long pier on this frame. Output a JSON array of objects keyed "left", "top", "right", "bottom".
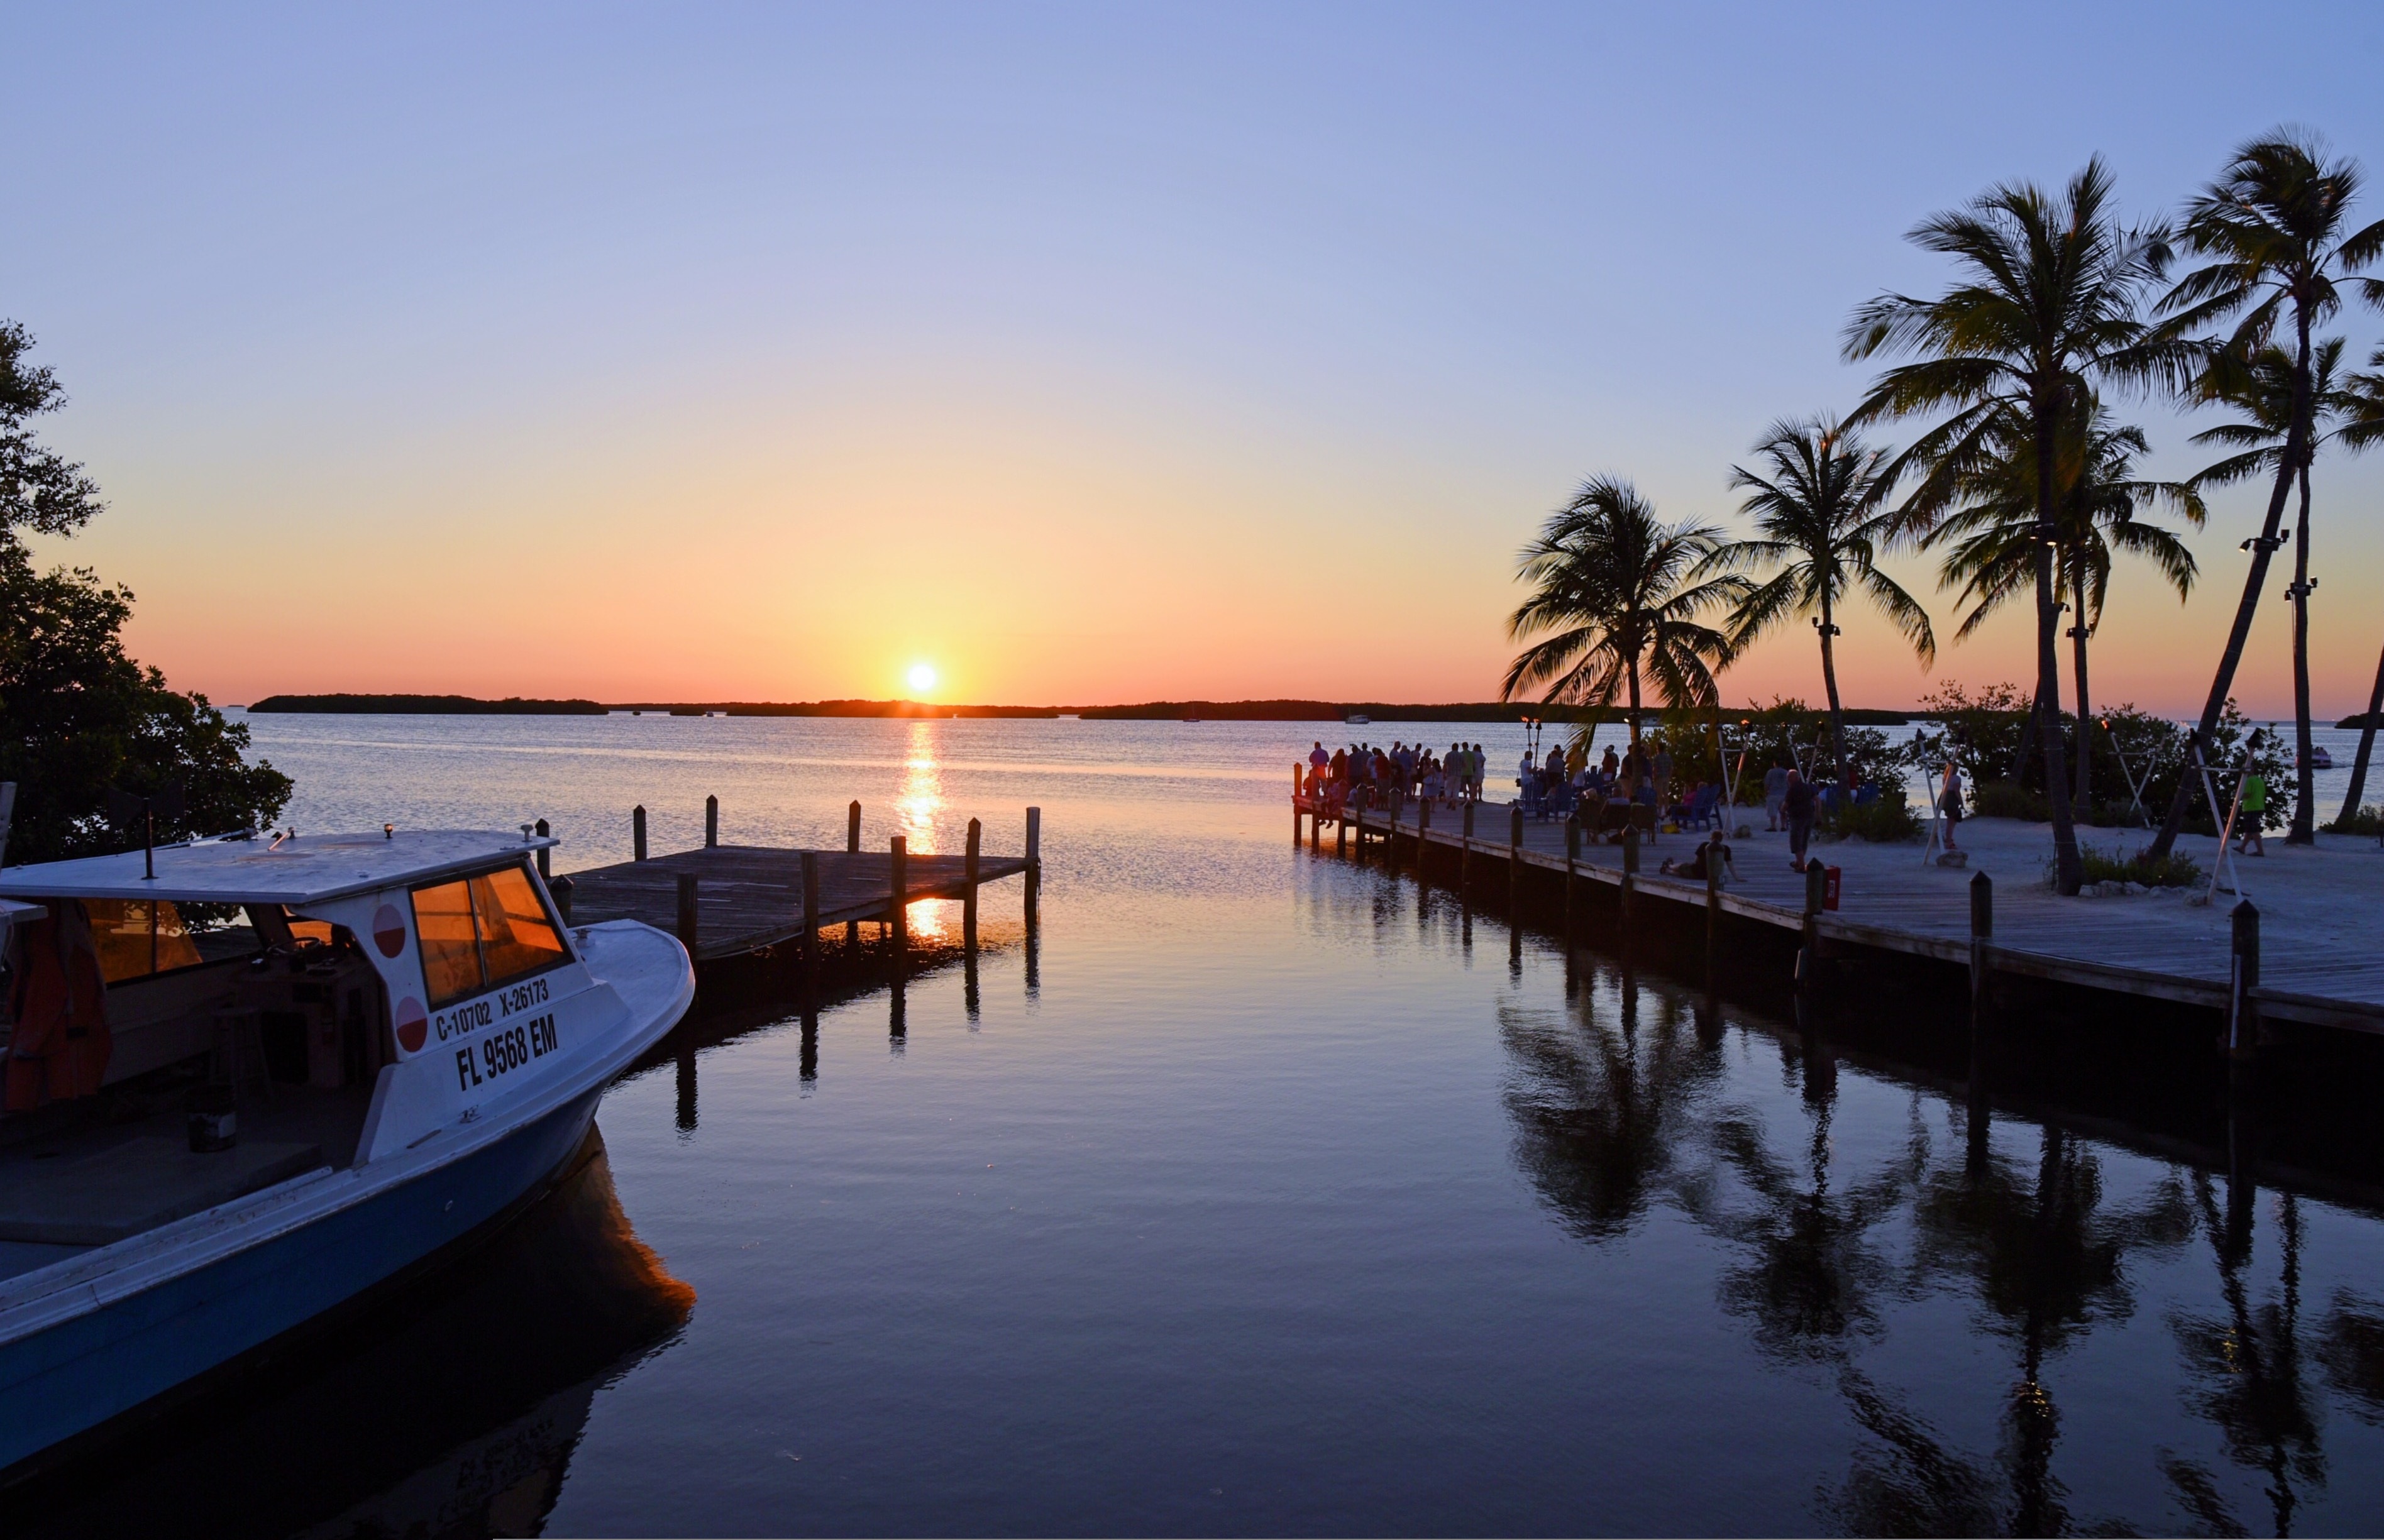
[
  {"left": 553, "top": 800, "right": 1039, "bottom": 965},
  {"left": 1297, "top": 780, "right": 2384, "bottom": 1040}
]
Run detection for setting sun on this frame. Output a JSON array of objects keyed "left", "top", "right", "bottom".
[{"left": 907, "top": 663, "right": 938, "bottom": 695}]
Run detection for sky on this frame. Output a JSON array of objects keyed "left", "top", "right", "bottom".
[{"left": 9, "top": 3, "right": 2384, "bottom": 715}]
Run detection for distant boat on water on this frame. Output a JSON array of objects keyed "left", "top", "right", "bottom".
[
  {"left": 2304, "top": 746, "right": 2335, "bottom": 769},
  {"left": 1345, "top": 714, "right": 1370, "bottom": 725}
]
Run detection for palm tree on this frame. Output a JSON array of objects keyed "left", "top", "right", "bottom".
[
  {"left": 2145, "top": 131, "right": 2384, "bottom": 860},
  {"left": 2187, "top": 339, "right": 2352, "bottom": 843},
  {"left": 1845, "top": 158, "right": 2178, "bottom": 894},
  {"left": 1706, "top": 417, "right": 1935, "bottom": 791},
  {"left": 2332, "top": 348, "right": 2384, "bottom": 825},
  {"left": 1914, "top": 395, "right": 2203, "bottom": 808},
  {"left": 1501, "top": 475, "right": 1748, "bottom": 747}
]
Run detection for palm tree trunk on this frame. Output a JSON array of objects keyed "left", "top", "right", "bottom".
[
  {"left": 2149, "top": 311, "right": 2315, "bottom": 861},
  {"left": 2071, "top": 555, "right": 2092, "bottom": 813},
  {"left": 1626, "top": 660, "right": 1643, "bottom": 751},
  {"left": 1819, "top": 596, "right": 1850, "bottom": 791},
  {"left": 2335, "top": 636, "right": 2384, "bottom": 827},
  {"left": 2033, "top": 392, "right": 2083, "bottom": 894},
  {"left": 2288, "top": 463, "right": 2315, "bottom": 844}
]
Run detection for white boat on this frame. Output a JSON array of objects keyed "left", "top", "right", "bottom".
[
  {"left": 1345, "top": 714, "right": 1370, "bottom": 726},
  {"left": 2304, "top": 747, "right": 2335, "bottom": 769},
  {"left": 0, "top": 827, "right": 693, "bottom": 1480}
]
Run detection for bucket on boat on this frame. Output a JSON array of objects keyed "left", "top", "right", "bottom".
[{"left": 187, "top": 1085, "right": 238, "bottom": 1153}]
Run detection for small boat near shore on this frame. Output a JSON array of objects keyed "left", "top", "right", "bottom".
[
  {"left": 0, "top": 828, "right": 693, "bottom": 1482},
  {"left": 2305, "top": 746, "right": 2336, "bottom": 769}
]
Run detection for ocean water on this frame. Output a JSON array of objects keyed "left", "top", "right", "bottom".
[{"left": 23, "top": 713, "right": 2384, "bottom": 1537}]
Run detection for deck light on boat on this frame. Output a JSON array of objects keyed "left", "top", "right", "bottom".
[
  {"left": 521, "top": 823, "right": 534, "bottom": 842},
  {"left": 384, "top": 823, "right": 395, "bottom": 839}
]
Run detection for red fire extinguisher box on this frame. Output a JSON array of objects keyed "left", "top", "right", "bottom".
[{"left": 1823, "top": 866, "right": 1842, "bottom": 911}]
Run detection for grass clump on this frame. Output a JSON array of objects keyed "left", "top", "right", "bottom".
[
  {"left": 1972, "top": 780, "right": 2051, "bottom": 822},
  {"left": 2329, "top": 805, "right": 2383, "bottom": 836},
  {"left": 2058, "top": 843, "right": 2202, "bottom": 890},
  {"left": 1828, "top": 789, "right": 1922, "bottom": 843}
]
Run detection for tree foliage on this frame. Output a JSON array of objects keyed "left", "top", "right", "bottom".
[{"left": 0, "top": 324, "right": 292, "bottom": 864}]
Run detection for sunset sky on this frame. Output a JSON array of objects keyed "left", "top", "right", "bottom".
[{"left": 9, "top": 3, "right": 2384, "bottom": 715}]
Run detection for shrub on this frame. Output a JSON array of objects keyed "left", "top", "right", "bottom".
[
  {"left": 2054, "top": 842, "right": 2202, "bottom": 889},
  {"left": 1971, "top": 780, "right": 2051, "bottom": 822},
  {"left": 1827, "top": 789, "right": 1921, "bottom": 843},
  {"left": 2331, "top": 805, "right": 2383, "bottom": 836}
]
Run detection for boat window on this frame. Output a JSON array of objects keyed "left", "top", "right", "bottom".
[
  {"left": 411, "top": 864, "right": 568, "bottom": 1007},
  {"left": 412, "top": 879, "right": 485, "bottom": 1006},
  {"left": 473, "top": 866, "right": 568, "bottom": 981},
  {"left": 83, "top": 899, "right": 206, "bottom": 984}
]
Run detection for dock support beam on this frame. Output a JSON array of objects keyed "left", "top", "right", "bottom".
[
  {"left": 964, "top": 817, "right": 981, "bottom": 954},
  {"left": 1620, "top": 827, "right": 1639, "bottom": 944},
  {"left": 633, "top": 805, "right": 647, "bottom": 862},
  {"left": 2229, "top": 899, "right": 2260, "bottom": 1059},
  {"left": 676, "top": 872, "right": 698, "bottom": 958},
  {"left": 1704, "top": 830, "right": 1721, "bottom": 974},
  {"left": 705, "top": 795, "right": 718, "bottom": 849},
  {"left": 535, "top": 818, "right": 549, "bottom": 877},
  {"left": 1799, "top": 861, "right": 1826, "bottom": 989},
  {"left": 1508, "top": 805, "right": 1522, "bottom": 909},
  {"left": 1968, "top": 872, "right": 1993, "bottom": 1023},
  {"left": 1564, "top": 815, "right": 1579, "bottom": 935},
  {"left": 888, "top": 835, "right": 908, "bottom": 977},
  {"left": 800, "top": 852, "right": 820, "bottom": 986}
]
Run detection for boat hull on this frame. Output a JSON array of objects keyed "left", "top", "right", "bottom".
[{"left": 0, "top": 1085, "right": 604, "bottom": 1478}]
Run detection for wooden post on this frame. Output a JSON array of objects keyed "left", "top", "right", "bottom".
[
  {"left": 1389, "top": 789, "right": 1404, "bottom": 870},
  {"left": 800, "top": 851, "right": 820, "bottom": 981},
  {"left": 2229, "top": 899, "right": 2260, "bottom": 1059},
  {"left": 1461, "top": 800, "right": 1476, "bottom": 889},
  {"left": 1621, "top": 826, "right": 1639, "bottom": 940},
  {"left": 1311, "top": 798, "right": 1322, "bottom": 851},
  {"left": 847, "top": 801, "right": 861, "bottom": 854},
  {"left": 1335, "top": 811, "right": 1347, "bottom": 857},
  {"left": 534, "top": 818, "right": 550, "bottom": 877},
  {"left": 632, "top": 805, "right": 647, "bottom": 862},
  {"left": 1293, "top": 764, "right": 1304, "bottom": 845},
  {"left": 1418, "top": 796, "right": 1432, "bottom": 876},
  {"left": 1704, "top": 829, "right": 1722, "bottom": 970},
  {"left": 1968, "top": 872, "right": 1993, "bottom": 1023},
  {"left": 705, "top": 795, "right": 718, "bottom": 849},
  {"left": 1508, "top": 804, "right": 1523, "bottom": 908},
  {"left": 889, "top": 834, "right": 908, "bottom": 975},
  {"left": 963, "top": 817, "right": 981, "bottom": 953},
  {"left": 549, "top": 873, "right": 574, "bottom": 925},
  {"left": 1564, "top": 815, "right": 1579, "bottom": 933},
  {"left": 1800, "top": 859, "right": 1828, "bottom": 988},
  {"left": 675, "top": 872, "right": 698, "bottom": 957},
  {"left": 1025, "top": 806, "right": 1042, "bottom": 880}
]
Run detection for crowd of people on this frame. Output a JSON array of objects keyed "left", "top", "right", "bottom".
[{"left": 1301, "top": 734, "right": 1847, "bottom": 877}]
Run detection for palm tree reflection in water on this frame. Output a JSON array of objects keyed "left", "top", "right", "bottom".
[{"left": 1486, "top": 960, "right": 2384, "bottom": 1536}]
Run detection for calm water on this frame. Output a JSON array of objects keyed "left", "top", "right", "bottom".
[{"left": 26, "top": 713, "right": 2384, "bottom": 1537}]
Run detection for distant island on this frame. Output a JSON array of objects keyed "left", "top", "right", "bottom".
[
  {"left": 248, "top": 693, "right": 609, "bottom": 715},
  {"left": 245, "top": 693, "right": 1914, "bottom": 724}
]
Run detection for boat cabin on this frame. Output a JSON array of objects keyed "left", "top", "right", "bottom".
[{"left": 0, "top": 829, "right": 585, "bottom": 1283}]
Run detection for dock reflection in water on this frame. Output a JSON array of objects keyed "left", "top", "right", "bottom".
[
  {"left": 16, "top": 1129, "right": 692, "bottom": 1540},
  {"left": 1501, "top": 950, "right": 2384, "bottom": 1537}
]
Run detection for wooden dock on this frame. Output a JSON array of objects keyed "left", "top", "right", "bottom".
[
  {"left": 553, "top": 801, "right": 1037, "bottom": 964},
  {"left": 1298, "top": 783, "right": 2384, "bottom": 1038}
]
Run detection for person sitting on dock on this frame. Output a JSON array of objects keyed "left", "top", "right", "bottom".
[{"left": 1661, "top": 839, "right": 1737, "bottom": 884}]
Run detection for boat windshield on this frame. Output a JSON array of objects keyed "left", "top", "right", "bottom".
[
  {"left": 82, "top": 898, "right": 207, "bottom": 983},
  {"left": 411, "top": 864, "right": 570, "bottom": 1007}
]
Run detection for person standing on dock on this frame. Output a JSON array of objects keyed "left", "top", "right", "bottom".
[
  {"left": 1653, "top": 745, "right": 1675, "bottom": 806},
  {"left": 1764, "top": 760, "right": 1790, "bottom": 831},
  {"left": 1938, "top": 761, "right": 1963, "bottom": 852},
  {"left": 2238, "top": 759, "right": 2268, "bottom": 857},
  {"left": 1310, "top": 741, "right": 1330, "bottom": 776},
  {"left": 1783, "top": 769, "right": 1818, "bottom": 871}
]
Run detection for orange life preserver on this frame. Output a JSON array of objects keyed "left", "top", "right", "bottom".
[{"left": 6, "top": 902, "right": 111, "bottom": 1110}]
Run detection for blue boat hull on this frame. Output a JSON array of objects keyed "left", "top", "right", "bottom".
[{"left": 0, "top": 1087, "right": 605, "bottom": 1478}]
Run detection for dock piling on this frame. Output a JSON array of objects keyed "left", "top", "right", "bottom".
[
  {"left": 847, "top": 801, "right": 861, "bottom": 854},
  {"left": 549, "top": 873, "right": 573, "bottom": 925},
  {"left": 1024, "top": 808, "right": 1041, "bottom": 938},
  {"left": 705, "top": 795, "right": 718, "bottom": 849},
  {"left": 675, "top": 872, "right": 698, "bottom": 957},
  {"left": 800, "top": 852, "right": 820, "bottom": 984},
  {"left": 1564, "top": 815, "right": 1579, "bottom": 934},
  {"left": 1620, "top": 827, "right": 1640, "bottom": 943},
  {"left": 964, "top": 817, "right": 981, "bottom": 953},
  {"left": 633, "top": 805, "right": 648, "bottom": 862},
  {"left": 1293, "top": 765, "right": 1303, "bottom": 845},
  {"left": 2229, "top": 899, "right": 2260, "bottom": 1059},
  {"left": 1508, "top": 805, "right": 1522, "bottom": 908},
  {"left": 1461, "top": 801, "right": 1476, "bottom": 889},
  {"left": 888, "top": 835, "right": 908, "bottom": 976},
  {"left": 1335, "top": 812, "right": 1347, "bottom": 857},
  {"left": 1968, "top": 872, "right": 1994, "bottom": 1023},
  {"left": 1704, "top": 830, "right": 1721, "bottom": 972},
  {"left": 1799, "top": 861, "right": 1827, "bottom": 987},
  {"left": 534, "top": 818, "right": 549, "bottom": 877}
]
